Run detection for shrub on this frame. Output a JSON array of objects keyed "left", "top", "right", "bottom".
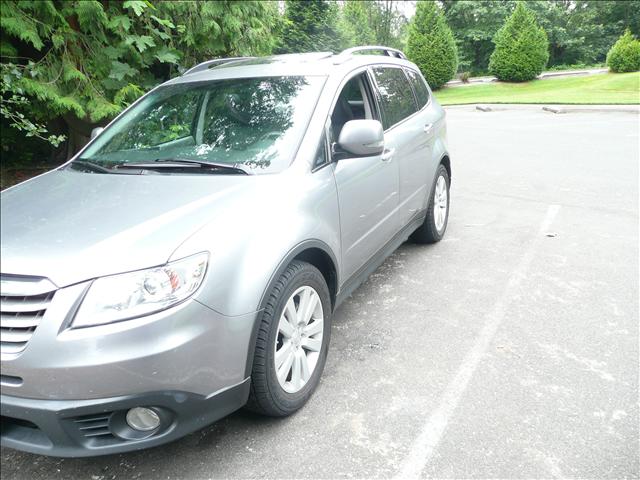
[
  {"left": 406, "top": 1, "right": 458, "bottom": 90},
  {"left": 607, "top": 29, "right": 640, "bottom": 73},
  {"left": 489, "top": 3, "right": 549, "bottom": 82}
]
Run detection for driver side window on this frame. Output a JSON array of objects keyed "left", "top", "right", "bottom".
[{"left": 329, "top": 73, "right": 375, "bottom": 143}]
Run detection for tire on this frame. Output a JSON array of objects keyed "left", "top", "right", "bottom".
[
  {"left": 411, "top": 164, "right": 450, "bottom": 244},
  {"left": 246, "top": 260, "right": 331, "bottom": 417}
]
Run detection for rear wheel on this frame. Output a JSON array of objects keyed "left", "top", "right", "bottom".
[
  {"left": 246, "top": 261, "right": 331, "bottom": 416},
  {"left": 411, "top": 164, "right": 450, "bottom": 244}
]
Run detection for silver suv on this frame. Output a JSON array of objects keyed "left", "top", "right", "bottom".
[{"left": 0, "top": 46, "right": 450, "bottom": 457}]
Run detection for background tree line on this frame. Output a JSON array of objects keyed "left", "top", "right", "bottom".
[
  {"left": 442, "top": 0, "right": 640, "bottom": 75},
  {"left": 1, "top": 0, "right": 639, "bottom": 172}
]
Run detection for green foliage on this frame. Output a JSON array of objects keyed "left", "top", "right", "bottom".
[
  {"left": 0, "top": 0, "right": 280, "bottom": 160},
  {"left": 159, "top": 1, "right": 279, "bottom": 61},
  {"left": 0, "top": 4, "right": 47, "bottom": 50},
  {"left": 489, "top": 3, "right": 549, "bottom": 82},
  {"left": 443, "top": 1, "right": 640, "bottom": 74},
  {"left": 364, "top": 1, "right": 409, "bottom": 50},
  {"left": 277, "top": 0, "right": 348, "bottom": 53},
  {"left": 570, "top": 0, "right": 640, "bottom": 64},
  {"left": 406, "top": 1, "right": 458, "bottom": 90},
  {"left": 278, "top": 0, "right": 409, "bottom": 54},
  {"left": 339, "top": 0, "right": 376, "bottom": 46},
  {"left": 123, "top": 1, "right": 151, "bottom": 17},
  {"left": 607, "top": 29, "right": 640, "bottom": 73},
  {"left": 0, "top": 64, "right": 65, "bottom": 146},
  {"left": 442, "top": 0, "right": 513, "bottom": 74}
]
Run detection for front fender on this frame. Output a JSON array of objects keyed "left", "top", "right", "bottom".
[{"left": 170, "top": 166, "right": 341, "bottom": 319}]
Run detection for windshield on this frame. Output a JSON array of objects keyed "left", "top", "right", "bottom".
[{"left": 78, "top": 75, "right": 326, "bottom": 174}]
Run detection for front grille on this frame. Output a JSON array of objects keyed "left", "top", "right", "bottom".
[{"left": 0, "top": 276, "right": 56, "bottom": 354}]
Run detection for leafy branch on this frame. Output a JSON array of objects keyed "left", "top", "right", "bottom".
[{"left": 1, "top": 63, "right": 65, "bottom": 146}]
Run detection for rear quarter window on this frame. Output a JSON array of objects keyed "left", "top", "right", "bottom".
[
  {"left": 405, "top": 69, "right": 431, "bottom": 109},
  {"left": 371, "top": 67, "right": 418, "bottom": 130}
]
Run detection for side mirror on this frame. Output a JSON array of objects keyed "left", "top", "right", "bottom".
[
  {"left": 337, "top": 120, "right": 384, "bottom": 157},
  {"left": 90, "top": 127, "right": 104, "bottom": 140}
]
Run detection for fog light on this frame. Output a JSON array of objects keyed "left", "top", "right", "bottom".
[{"left": 126, "top": 407, "right": 160, "bottom": 431}]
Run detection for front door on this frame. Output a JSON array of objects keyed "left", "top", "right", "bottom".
[{"left": 331, "top": 73, "right": 400, "bottom": 281}]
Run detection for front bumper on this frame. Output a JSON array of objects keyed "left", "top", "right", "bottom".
[
  {"left": 1, "top": 276, "right": 261, "bottom": 456},
  {"left": 1, "top": 281, "right": 258, "bottom": 400},
  {"left": 1, "top": 378, "right": 250, "bottom": 457}
]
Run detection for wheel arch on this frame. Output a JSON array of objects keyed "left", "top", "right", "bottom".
[
  {"left": 440, "top": 154, "right": 451, "bottom": 182},
  {"left": 244, "top": 239, "right": 339, "bottom": 377}
]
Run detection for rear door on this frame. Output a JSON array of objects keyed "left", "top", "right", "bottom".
[
  {"left": 404, "top": 68, "right": 440, "bottom": 211},
  {"left": 370, "top": 66, "right": 425, "bottom": 227}
]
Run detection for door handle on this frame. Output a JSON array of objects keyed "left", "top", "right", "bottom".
[
  {"left": 424, "top": 123, "right": 434, "bottom": 133},
  {"left": 381, "top": 148, "right": 395, "bottom": 161}
]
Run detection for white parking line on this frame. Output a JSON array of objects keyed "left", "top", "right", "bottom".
[{"left": 395, "top": 204, "right": 561, "bottom": 479}]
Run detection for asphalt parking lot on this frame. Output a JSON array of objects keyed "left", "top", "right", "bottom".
[{"left": 2, "top": 106, "right": 638, "bottom": 479}]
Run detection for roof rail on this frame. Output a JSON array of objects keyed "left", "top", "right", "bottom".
[
  {"left": 183, "top": 57, "right": 253, "bottom": 76},
  {"left": 338, "top": 46, "right": 407, "bottom": 60}
]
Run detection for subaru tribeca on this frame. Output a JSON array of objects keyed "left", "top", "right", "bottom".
[{"left": 0, "top": 46, "right": 451, "bottom": 456}]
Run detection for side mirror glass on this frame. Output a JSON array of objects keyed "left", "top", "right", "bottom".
[
  {"left": 91, "top": 127, "right": 104, "bottom": 140},
  {"left": 337, "top": 120, "right": 384, "bottom": 157}
]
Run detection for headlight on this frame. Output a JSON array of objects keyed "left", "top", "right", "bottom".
[{"left": 73, "top": 253, "right": 208, "bottom": 328}]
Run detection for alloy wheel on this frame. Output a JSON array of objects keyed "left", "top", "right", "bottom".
[
  {"left": 274, "top": 286, "right": 324, "bottom": 393},
  {"left": 434, "top": 175, "right": 448, "bottom": 232}
]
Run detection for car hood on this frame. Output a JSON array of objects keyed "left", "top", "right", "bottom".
[{"left": 0, "top": 169, "right": 260, "bottom": 288}]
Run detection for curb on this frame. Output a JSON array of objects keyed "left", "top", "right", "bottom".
[
  {"left": 542, "top": 106, "right": 566, "bottom": 114},
  {"left": 541, "top": 105, "right": 639, "bottom": 114},
  {"left": 445, "top": 68, "right": 610, "bottom": 88},
  {"left": 445, "top": 104, "right": 639, "bottom": 114}
]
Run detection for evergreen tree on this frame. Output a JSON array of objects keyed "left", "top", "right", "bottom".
[
  {"left": 571, "top": 0, "right": 640, "bottom": 64},
  {"left": 0, "top": 0, "right": 279, "bottom": 157},
  {"left": 441, "top": 0, "right": 513, "bottom": 75},
  {"left": 406, "top": 1, "right": 458, "bottom": 90},
  {"left": 606, "top": 29, "right": 640, "bottom": 73},
  {"left": 277, "top": 0, "right": 348, "bottom": 54},
  {"left": 489, "top": 3, "right": 549, "bottom": 81}
]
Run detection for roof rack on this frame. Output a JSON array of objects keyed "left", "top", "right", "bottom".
[
  {"left": 338, "top": 46, "right": 407, "bottom": 60},
  {"left": 278, "top": 51, "right": 334, "bottom": 61},
  {"left": 183, "top": 57, "right": 253, "bottom": 76}
]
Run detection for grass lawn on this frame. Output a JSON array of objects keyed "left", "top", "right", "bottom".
[{"left": 434, "top": 72, "right": 640, "bottom": 105}]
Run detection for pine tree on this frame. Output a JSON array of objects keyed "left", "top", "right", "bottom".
[
  {"left": 0, "top": 0, "right": 279, "bottom": 157},
  {"left": 488, "top": 3, "right": 549, "bottom": 82},
  {"left": 277, "top": 0, "right": 348, "bottom": 54},
  {"left": 406, "top": 1, "right": 458, "bottom": 90}
]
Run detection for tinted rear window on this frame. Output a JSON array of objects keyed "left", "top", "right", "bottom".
[
  {"left": 405, "top": 69, "right": 431, "bottom": 108},
  {"left": 372, "top": 67, "right": 418, "bottom": 129}
]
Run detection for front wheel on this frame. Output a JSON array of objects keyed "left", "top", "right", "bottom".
[
  {"left": 411, "top": 164, "right": 450, "bottom": 244},
  {"left": 246, "top": 260, "right": 331, "bottom": 417}
]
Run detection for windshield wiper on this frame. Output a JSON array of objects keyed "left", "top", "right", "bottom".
[{"left": 114, "top": 158, "right": 250, "bottom": 175}]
